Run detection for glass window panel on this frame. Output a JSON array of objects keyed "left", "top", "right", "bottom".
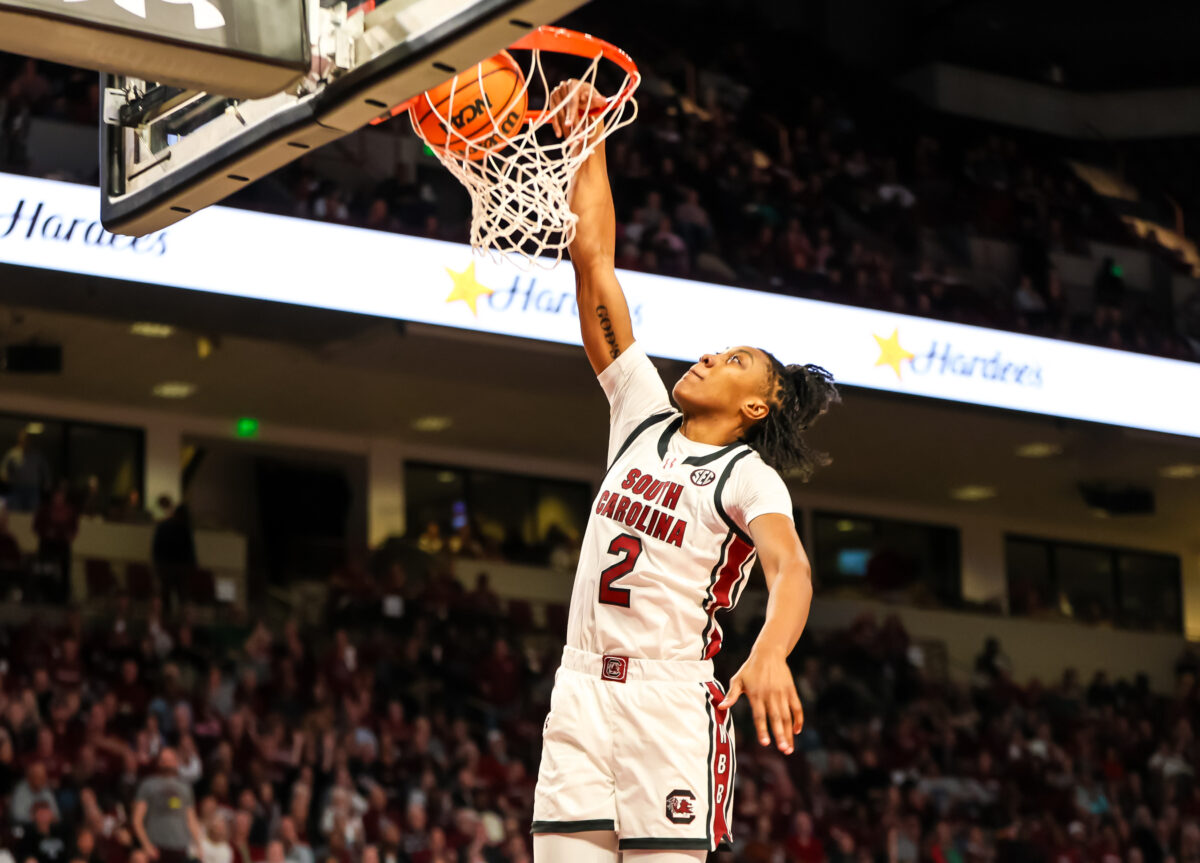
[
  {"left": 814, "top": 511, "right": 961, "bottom": 606},
  {"left": 1053, "top": 545, "right": 1115, "bottom": 624},
  {"left": 1005, "top": 538, "right": 1053, "bottom": 617},
  {"left": 66, "top": 423, "right": 143, "bottom": 516},
  {"left": 405, "top": 465, "right": 466, "bottom": 547},
  {"left": 1117, "top": 553, "right": 1181, "bottom": 633},
  {"left": 404, "top": 462, "right": 591, "bottom": 566}
]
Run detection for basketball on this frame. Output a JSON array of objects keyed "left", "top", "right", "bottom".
[{"left": 411, "top": 50, "right": 528, "bottom": 158}]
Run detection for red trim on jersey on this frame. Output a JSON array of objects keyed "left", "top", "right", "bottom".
[
  {"left": 702, "top": 535, "right": 754, "bottom": 659},
  {"left": 705, "top": 682, "right": 733, "bottom": 846}
]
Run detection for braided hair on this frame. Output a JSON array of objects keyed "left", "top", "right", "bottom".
[{"left": 742, "top": 350, "right": 840, "bottom": 480}]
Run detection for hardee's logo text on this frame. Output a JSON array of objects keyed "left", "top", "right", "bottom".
[
  {"left": 594, "top": 468, "right": 687, "bottom": 548},
  {"left": 873, "top": 327, "right": 1043, "bottom": 387}
]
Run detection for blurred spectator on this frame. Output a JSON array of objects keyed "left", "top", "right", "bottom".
[
  {"left": 417, "top": 522, "right": 443, "bottom": 556},
  {"left": 1, "top": 430, "right": 51, "bottom": 513},
  {"left": 78, "top": 476, "right": 105, "bottom": 521},
  {"left": 131, "top": 749, "right": 202, "bottom": 863},
  {"left": 197, "top": 816, "right": 232, "bottom": 863},
  {"left": 1014, "top": 273, "right": 1047, "bottom": 330},
  {"left": 32, "top": 482, "right": 77, "bottom": 603},
  {"left": 0, "top": 502, "right": 21, "bottom": 575},
  {"left": 11, "top": 761, "right": 59, "bottom": 826},
  {"left": 14, "top": 799, "right": 66, "bottom": 863},
  {"left": 151, "top": 502, "right": 196, "bottom": 617},
  {"left": 1093, "top": 257, "right": 1126, "bottom": 326},
  {"left": 786, "top": 811, "right": 826, "bottom": 862},
  {"left": 111, "top": 490, "right": 153, "bottom": 525}
]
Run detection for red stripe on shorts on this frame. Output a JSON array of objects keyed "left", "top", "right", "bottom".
[{"left": 705, "top": 681, "right": 733, "bottom": 845}]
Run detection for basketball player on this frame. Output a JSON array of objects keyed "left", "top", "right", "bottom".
[{"left": 531, "top": 84, "right": 840, "bottom": 862}]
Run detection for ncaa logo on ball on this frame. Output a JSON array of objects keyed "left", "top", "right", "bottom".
[{"left": 690, "top": 468, "right": 716, "bottom": 486}]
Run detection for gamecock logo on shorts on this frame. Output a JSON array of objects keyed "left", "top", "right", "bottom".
[
  {"left": 690, "top": 468, "right": 716, "bottom": 486},
  {"left": 665, "top": 789, "right": 696, "bottom": 824},
  {"left": 601, "top": 655, "right": 628, "bottom": 683}
]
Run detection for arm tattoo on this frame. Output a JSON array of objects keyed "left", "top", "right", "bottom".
[{"left": 596, "top": 304, "right": 621, "bottom": 359}]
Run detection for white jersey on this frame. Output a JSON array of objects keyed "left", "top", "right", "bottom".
[{"left": 566, "top": 343, "right": 795, "bottom": 662}]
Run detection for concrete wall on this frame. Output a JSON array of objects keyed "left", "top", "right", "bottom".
[
  {"left": 5, "top": 510, "right": 248, "bottom": 608},
  {"left": 902, "top": 63, "right": 1200, "bottom": 140},
  {"left": 808, "top": 596, "right": 1185, "bottom": 693}
]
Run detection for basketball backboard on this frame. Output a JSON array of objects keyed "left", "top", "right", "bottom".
[
  {"left": 0, "top": 0, "right": 311, "bottom": 99},
  {"left": 0, "top": 0, "right": 586, "bottom": 236}
]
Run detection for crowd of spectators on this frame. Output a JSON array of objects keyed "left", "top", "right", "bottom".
[
  {"left": 1, "top": 427, "right": 198, "bottom": 608},
  {"left": 1, "top": 554, "right": 1200, "bottom": 863},
  {"left": 3, "top": 19, "right": 1199, "bottom": 362}
]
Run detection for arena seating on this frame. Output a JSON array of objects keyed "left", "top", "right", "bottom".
[
  {"left": 0, "top": 551, "right": 1197, "bottom": 863},
  {"left": 1, "top": 40, "right": 1197, "bottom": 365}
]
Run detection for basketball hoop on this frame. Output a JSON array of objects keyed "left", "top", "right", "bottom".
[{"left": 400, "top": 26, "right": 640, "bottom": 267}]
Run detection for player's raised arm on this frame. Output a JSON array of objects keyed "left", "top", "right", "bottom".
[
  {"left": 720, "top": 513, "right": 814, "bottom": 754},
  {"left": 552, "top": 82, "right": 635, "bottom": 375}
]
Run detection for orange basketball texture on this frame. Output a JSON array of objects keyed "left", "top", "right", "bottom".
[{"left": 412, "top": 51, "right": 528, "bottom": 157}]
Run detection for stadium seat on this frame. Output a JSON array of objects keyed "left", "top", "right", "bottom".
[
  {"left": 546, "top": 602, "right": 568, "bottom": 636},
  {"left": 507, "top": 599, "right": 534, "bottom": 631},
  {"left": 84, "top": 558, "right": 116, "bottom": 600},
  {"left": 125, "top": 562, "right": 155, "bottom": 600},
  {"left": 188, "top": 568, "right": 217, "bottom": 605}
]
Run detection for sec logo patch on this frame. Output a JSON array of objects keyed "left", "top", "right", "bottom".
[{"left": 690, "top": 468, "right": 715, "bottom": 486}]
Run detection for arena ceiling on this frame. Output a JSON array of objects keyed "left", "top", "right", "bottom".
[{"left": 1, "top": 269, "right": 1199, "bottom": 550}]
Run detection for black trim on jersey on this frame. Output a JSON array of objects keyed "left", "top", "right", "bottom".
[
  {"left": 609, "top": 410, "right": 675, "bottom": 472},
  {"left": 617, "top": 838, "right": 712, "bottom": 850},
  {"left": 683, "top": 442, "right": 746, "bottom": 467},
  {"left": 657, "top": 415, "right": 684, "bottom": 460},
  {"left": 699, "top": 532, "right": 735, "bottom": 660},
  {"left": 531, "top": 819, "right": 615, "bottom": 834},
  {"left": 653, "top": 415, "right": 748, "bottom": 467},
  {"left": 713, "top": 449, "right": 755, "bottom": 544}
]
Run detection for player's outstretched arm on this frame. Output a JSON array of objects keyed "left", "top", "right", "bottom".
[
  {"left": 551, "top": 81, "right": 635, "bottom": 375},
  {"left": 719, "top": 514, "right": 813, "bottom": 754}
]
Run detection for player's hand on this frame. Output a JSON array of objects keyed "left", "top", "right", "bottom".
[
  {"left": 719, "top": 647, "right": 804, "bottom": 754},
  {"left": 547, "top": 79, "right": 607, "bottom": 139}
]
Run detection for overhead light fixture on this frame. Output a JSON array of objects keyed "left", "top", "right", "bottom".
[
  {"left": 1015, "top": 442, "right": 1063, "bottom": 458},
  {"left": 951, "top": 485, "right": 997, "bottom": 501},
  {"left": 196, "top": 336, "right": 214, "bottom": 359},
  {"left": 152, "top": 381, "right": 196, "bottom": 399},
  {"left": 24, "top": 422, "right": 44, "bottom": 435},
  {"left": 1159, "top": 464, "right": 1200, "bottom": 480},
  {"left": 130, "top": 322, "right": 174, "bottom": 338},
  {"left": 412, "top": 415, "right": 453, "bottom": 432}
]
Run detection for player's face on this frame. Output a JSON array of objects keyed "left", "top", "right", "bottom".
[{"left": 672, "top": 346, "right": 773, "bottom": 423}]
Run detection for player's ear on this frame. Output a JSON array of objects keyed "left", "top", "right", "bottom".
[{"left": 742, "top": 396, "right": 769, "bottom": 423}]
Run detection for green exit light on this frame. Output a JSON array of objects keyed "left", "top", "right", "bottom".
[
  {"left": 235, "top": 417, "right": 260, "bottom": 438},
  {"left": 423, "top": 143, "right": 434, "bottom": 157}
]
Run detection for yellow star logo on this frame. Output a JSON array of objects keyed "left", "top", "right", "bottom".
[
  {"left": 444, "top": 261, "right": 493, "bottom": 316},
  {"left": 873, "top": 328, "right": 915, "bottom": 380}
]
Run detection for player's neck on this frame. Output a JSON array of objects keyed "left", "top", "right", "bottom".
[{"left": 679, "top": 412, "right": 742, "bottom": 447}]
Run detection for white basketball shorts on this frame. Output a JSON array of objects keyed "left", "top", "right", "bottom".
[{"left": 531, "top": 646, "right": 735, "bottom": 852}]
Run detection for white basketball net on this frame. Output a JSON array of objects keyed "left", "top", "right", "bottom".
[{"left": 410, "top": 41, "right": 639, "bottom": 268}]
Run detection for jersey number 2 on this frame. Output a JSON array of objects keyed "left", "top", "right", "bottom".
[{"left": 598, "top": 534, "right": 642, "bottom": 607}]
